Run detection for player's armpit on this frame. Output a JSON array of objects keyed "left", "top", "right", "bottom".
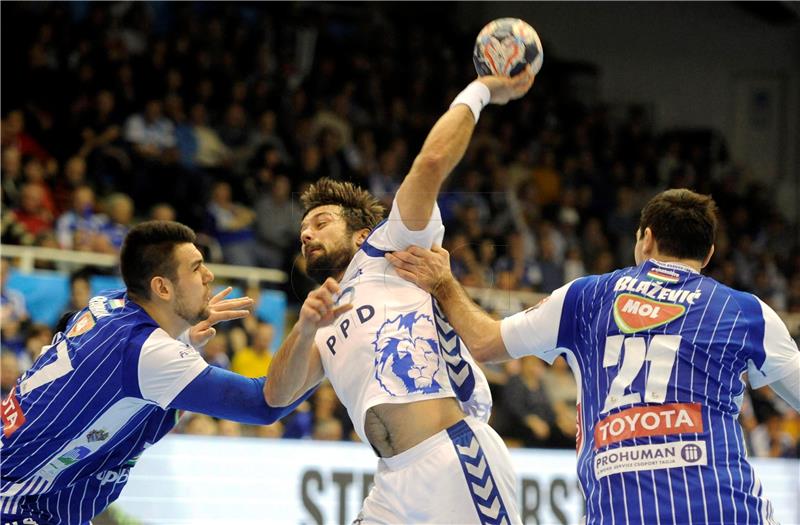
[{"left": 171, "top": 366, "right": 317, "bottom": 424}]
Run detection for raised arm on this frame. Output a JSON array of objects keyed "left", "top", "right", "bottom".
[
  {"left": 263, "top": 278, "right": 351, "bottom": 406},
  {"left": 395, "top": 70, "right": 535, "bottom": 231}
]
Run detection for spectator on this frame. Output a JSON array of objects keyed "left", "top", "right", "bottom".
[
  {"left": 531, "top": 149, "right": 561, "bottom": 207},
  {"left": 205, "top": 181, "right": 260, "bottom": 266},
  {"left": 0, "top": 259, "right": 28, "bottom": 324},
  {"left": 245, "top": 110, "right": 289, "bottom": 165},
  {"left": 22, "top": 157, "right": 57, "bottom": 217},
  {"left": 256, "top": 421, "right": 284, "bottom": 439},
  {"left": 78, "top": 90, "right": 129, "bottom": 188},
  {"left": 60, "top": 271, "right": 92, "bottom": 320},
  {"left": 253, "top": 175, "right": 301, "bottom": 269},
  {"left": 750, "top": 409, "right": 796, "bottom": 458},
  {"left": 218, "top": 419, "right": 243, "bottom": 438},
  {"left": 502, "top": 357, "right": 559, "bottom": 448},
  {"left": 94, "top": 193, "right": 134, "bottom": 253},
  {"left": 53, "top": 157, "right": 89, "bottom": 213},
  {"left": 123, "top": 98, "right": 177, "bottom": 206},
  {"left": 202, "top": 331, "right": 231, "bottom": 370},
  {"left": 2, "top": 183, "right": 54, "bottom": 246},
  {"left": 21, "top": 323, "right": 53, "bottom": 372},
  {"left": 183, "top": 414, "right": 219, "bottom": 436},
  {"left": 187, "top": 103, "right": 231, "bottom": 170},
  {"left": 312, "top": 418, "right": 344, "bottom": 441},
  {"left": 123, "top": 98, "right": 176, "bottom": 160},
  {"left": 1, "top": 146, "right": 23, "bottom": 208},
  {"left": 231, "top": 321, "right": 275, "bottom": 378},
  {"left": 282, "top": 400, "right": 314, "bottom": 440},
  {"left": 55, "top": 185, "right": 106, "bottom": 250},
  {"left": 1, "top": 352, "right": 20, "bottom": 398},
  {"left": 149, "top": 202, "right": 177, "bottom": 222},
  {"left": 217, "top": 103, "right": 251, "bottom": 174},
  {"left": 1, "top": 110, "right": 57, "bottom": 174},
  {"left": 534, "top": 232, "right": 564, "bottom": 293}
]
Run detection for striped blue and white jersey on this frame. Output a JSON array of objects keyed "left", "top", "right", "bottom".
[
  {"left": 501, "top": 259, "right": 800, "bottom": 525},
  {"left": 1, "top": 289, "right": 208, "bottom": 523}
]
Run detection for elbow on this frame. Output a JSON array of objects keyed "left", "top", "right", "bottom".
[
  {"left": 468, "top": 327, "right": 505, "bottom": 363},
  {"left": 411, "top": 153, "right": 446, "bottom": 179},
  {"left": 263, "top": 380, "right": 294, "bottom": 409},
  {"left": 469, "top": 339, "right": 495, "bottom": 363}
]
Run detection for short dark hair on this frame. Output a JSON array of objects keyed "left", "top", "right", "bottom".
[
  {"left": 300, "top": 178, "right": 385, "bottom": 233},
  {"left": 638, "top": 189, "right": 718, "bottom": 261},
  {"left": 120, "top": 221, "right": 196, "bottom": 300}
]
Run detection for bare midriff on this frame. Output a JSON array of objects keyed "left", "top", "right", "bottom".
[{"left": 364, "top": 397, "right": 465, "bottom": 458}]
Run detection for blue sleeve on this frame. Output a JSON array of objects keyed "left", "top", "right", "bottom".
[{"left": 170, "top": 366, "right": 316, "bottom": 425}]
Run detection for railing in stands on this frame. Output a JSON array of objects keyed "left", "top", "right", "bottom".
[
  {"left": 2, "top": 244, "right": 798, "bottom": 335},
  {"left": 1, "top": 244, "right": 288, "bottom": 285}
]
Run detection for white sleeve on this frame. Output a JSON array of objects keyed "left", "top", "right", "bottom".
[
  {"left": 746, "top": 298, "right": 800, "bottom": 390},
  {"left": 366, "top": 196, "right": 445, "bottom": 251},
  {"left": 500, "top": 281, "right": 572, "bottom": 363},
  {"left": 769, "top": 373, "right": 800, "bottom": 412},
  {"left": 137, "top": 328, "right": 208, "bottom": 408}
]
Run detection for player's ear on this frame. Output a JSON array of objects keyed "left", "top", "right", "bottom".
[
  {"left": 149, "top": 276, "right": 172, "bottom": 301},
  {"left": 701, "top": 244, "right": 715, "bottom": 269},
  {"left": 642, "top": 227, "right": 655, "bottom": 255},
  {"left": 353, "top": 228, "right": 370, "bottom": 248}
]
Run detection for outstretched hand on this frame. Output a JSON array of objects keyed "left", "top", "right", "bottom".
[
  {"left": 478, "top": 65, "right": 536, "bottom": 105},
  {"left": 385, "top": 245, "right": 453, "bottom": 296},
  {"left": 189, "top": 286, "right": 254, "bottom": 347},
  {"left": 297, "top": 278, "right": 353, "bottom": 336}
]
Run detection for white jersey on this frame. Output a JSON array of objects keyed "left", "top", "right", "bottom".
[{"left": 315, "top": 199, "right": 492, "bottom": 444}]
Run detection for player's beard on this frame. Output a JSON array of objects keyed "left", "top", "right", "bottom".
[
  {"left": 305, "top": 240, "right": 356, "bottom": 283},
  {"left": 174, "top": 291, "right": 211, "bottom": 325}
]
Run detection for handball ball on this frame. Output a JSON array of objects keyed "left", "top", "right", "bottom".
[{"left": 473, "top": 18, "right": 543, "bottom": 77}]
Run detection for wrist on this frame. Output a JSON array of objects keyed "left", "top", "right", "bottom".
[
  {"left": 450, "top": 81, "right": 491, "bottom": 123},
  {"left": 431, "top": 273, "right": 459, "bottom": 301},
  {"left": 296, "top": 319, "right": 317, "bottom": 339}
]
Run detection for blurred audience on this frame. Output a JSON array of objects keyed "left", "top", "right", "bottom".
[{"left": 1, "top": 2, "right": 797, "bottom": 453}]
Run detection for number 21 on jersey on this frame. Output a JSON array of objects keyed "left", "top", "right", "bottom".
[{"left": 601, "top": 334, "right": 681, "bottom": 414}]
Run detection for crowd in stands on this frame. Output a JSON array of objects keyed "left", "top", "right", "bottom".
[{"left": 2, "top": 2, "right": 798, "bottom": 457}]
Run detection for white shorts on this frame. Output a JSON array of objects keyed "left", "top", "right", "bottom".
[{"left": 356, "top": 416, "right": 521, "bottom": 524}]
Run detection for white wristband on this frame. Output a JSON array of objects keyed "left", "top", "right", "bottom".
[{"left": 450, "top": 81, "right": 491, "bottom": 123}]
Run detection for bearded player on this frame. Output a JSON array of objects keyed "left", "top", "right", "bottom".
[{"left": 265, "top": 69, "right": 535, "bottom": 523}]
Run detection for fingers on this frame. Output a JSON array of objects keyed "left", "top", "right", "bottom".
[
  {"left": 322, "top": 277, "right": 341, "bottom": 295},
  {"left": 212, "top": 297, "right": 254, "bottom": 311},
  {"left": 389, "top": 249, "right": 423, "bottom": 265},
  {"left": 393, "top": 267, "right": 419, "bottom": 285},
  {"left": 209, "top": 286, "right": 233, "bottom": 305},
  {"left": 303, "top": 282, "right": 337, "bottom": 322},
  {"left": 195, "top": 326, "right": 216, "bottom": 340},
  {"left": 303, "top": 297, "right": 331, "bottom": 322},
  {"left": 331, "top": 303, "right": 353, "bottom": 317},
  {"left": 430, "top": 245, "right": 450, "bottom": 257},
  {"left": 208, "top": 309, "right": 252, "bottom": 323}
]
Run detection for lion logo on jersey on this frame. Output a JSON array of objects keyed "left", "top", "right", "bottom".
[{"left": 373, "top": 312, "right": 442, "bottom": 396}]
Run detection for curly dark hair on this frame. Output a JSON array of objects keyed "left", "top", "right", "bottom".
[{"left": 300, "top": 178, "right": 386, "bottom": 233}]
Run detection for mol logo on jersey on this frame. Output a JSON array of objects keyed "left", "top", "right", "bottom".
[{"left": 613, "top": 293, "right": 686, "bottom": 333}]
